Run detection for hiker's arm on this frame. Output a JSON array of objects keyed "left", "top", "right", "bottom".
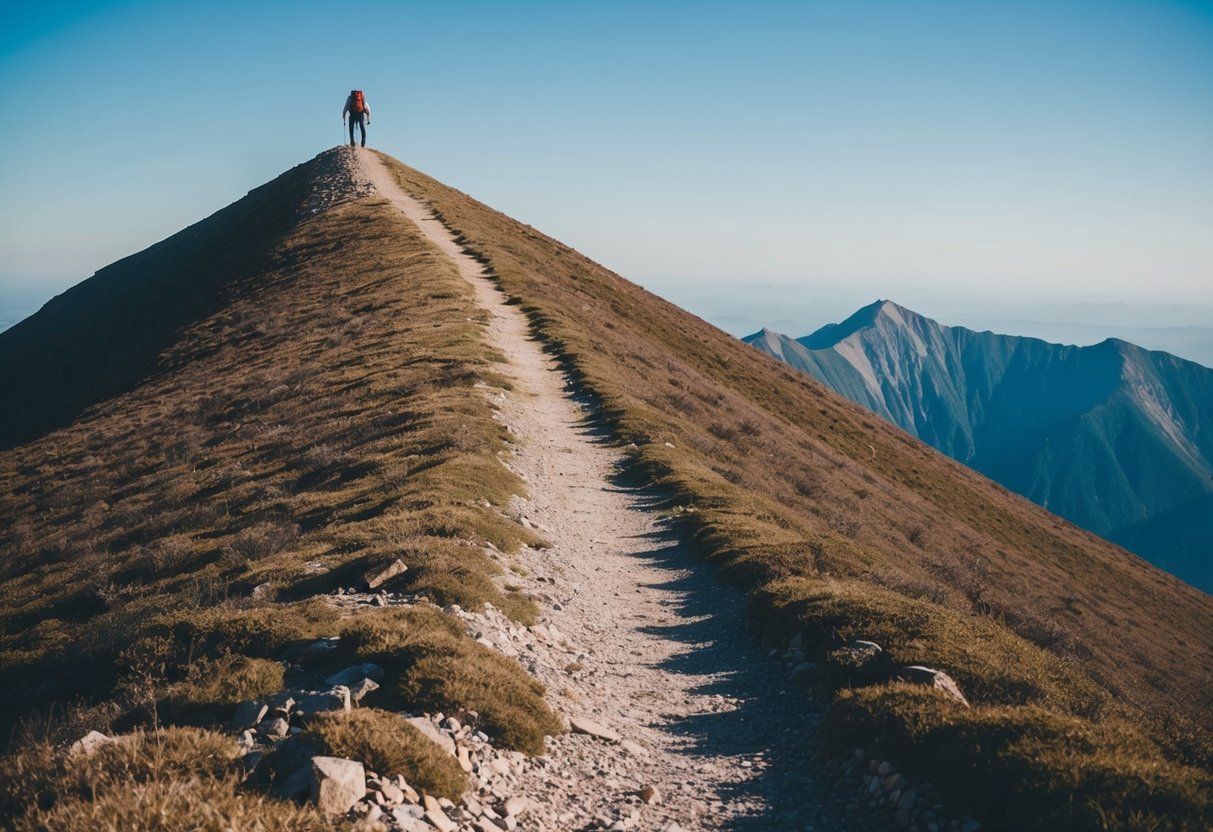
[{"left": 342, "top": 99, "right": 350, "bottom": 120}]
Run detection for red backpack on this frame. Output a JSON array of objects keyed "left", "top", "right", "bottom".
[{"left": 350, "top": 90, "right": 366, "bottom": 114}]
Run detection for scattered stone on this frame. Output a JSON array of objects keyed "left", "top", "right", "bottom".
[
  {"left": 569, "top": 715, "right": 620, "bottom": 742},
  {"left": 408, "top": 717, "right": 457, "bottom": 756},
  {"left": 363, "top": 558, "right": 408, "bottom": 590},
  {"left": 896, "top": 665, "right": 971, "bottom": 707},
  {"left": 310, "top": 756, "right": 366, "bottom": 815},
  {"left": 639, "top": 785, "right": 661, "bottom": 805}
]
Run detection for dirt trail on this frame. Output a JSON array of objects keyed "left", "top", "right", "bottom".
[{"left": 357, "top": 149, "right": 869, "bottom": 831}]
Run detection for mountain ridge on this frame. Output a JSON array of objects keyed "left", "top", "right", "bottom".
[
  {"left": 746, "top": 302, "right": 1213, "bottom": 591},
  {"left": 1, "top": 149, "right": 1210, "bottom": 828}
]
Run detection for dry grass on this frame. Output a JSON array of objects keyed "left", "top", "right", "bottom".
[
  {"left": 0, "top": 149, "right": 564, "bottom": 823},
  {"left": 301, "top": 708, "right": 468, "bottom": 799},
  {"left": 339, "top": 605, "right": 562, "bottom": 755},
  {"left": 0, "top": 172, "right": 542, "bottom": 736},
  {"left": 375, "top": 152, "right": 1213, "bottom": 828},
  {"left": 2, "top": 727, "right": 327, "bottom": 831}
]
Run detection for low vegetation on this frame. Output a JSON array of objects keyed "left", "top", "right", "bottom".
[
  {"left": 376, "top": 152, "right": 1213, "bottom": 829},
  {"left": 339, "top": 606, "right": 562, "bottom": 755},
  {"left": 2, "top": 727, "right": 328, "bottom": 832},
  {"left": 299, "top": 709, "right": 468, "bottom": 800}
]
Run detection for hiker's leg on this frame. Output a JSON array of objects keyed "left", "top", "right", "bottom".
[
  {"left": 358, "top": 119, "right": 366, "bottom": 147},
  {"left": 349, "top": 119, "right": 356, "bottom": 147}
]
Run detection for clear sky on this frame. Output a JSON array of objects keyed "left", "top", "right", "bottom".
[{"left": 2, "top": 1, "right": 1212, "bottom": 344}]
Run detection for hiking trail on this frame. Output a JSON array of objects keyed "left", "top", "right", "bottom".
[{"left": 356, "top": 148, "right": 880, "bottom": 832}]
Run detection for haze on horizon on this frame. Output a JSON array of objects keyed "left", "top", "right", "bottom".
[{"left": 2, "top": 1, "right": 1211, "bottom": 352}]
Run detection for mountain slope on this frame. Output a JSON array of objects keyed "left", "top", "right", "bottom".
[
  {"left": 745, "top": 301, "right": 1213, "bottom": 591},
  {"left": 0, "top": 150, "right": 1210, "bottom": 829}
]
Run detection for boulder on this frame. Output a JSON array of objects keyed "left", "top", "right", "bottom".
[
  {"left": 295, "top": 688, "right": 351, "bottom": 717},
  {"left": 259, "top": 717, "right": 290, "bottom": 740},
  {"left": 349, "top": 677, "right": 380, "bottom": 703},
  {"left": 68, "top": 730, "right": 115, "bottom": 757},
  {"left": 231, "top": 699, "right": 268, "bottom": 730},
  {"left": 569, "top": 715, "right": 619, "bottom": 742},
  {"left": 828, "top": 639, "right": 892, "bottom": 685},
  {"left": 326, "top": 663, "right": 385, "bottom": 687},
  {"left": 407, "top": 716, "right": 457, "bottom": 756},
  {"left": 896, "top": 665, "right": 971, "bottom": 707},
  {"left": 363, "top": 558, "right": 408, "bottom": 590},
  {"left": 311, "top": 756, "right": 366, "bottom": 815},
  {"left": 640, "top": 785, "right": 661, "bottom": 805}
]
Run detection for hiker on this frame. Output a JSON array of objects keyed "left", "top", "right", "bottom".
[{"left": 342, "top": 90, "right": 371, "bottom": 147}]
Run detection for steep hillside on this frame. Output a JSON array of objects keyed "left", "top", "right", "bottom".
[
  {"left": 378, "top": 155, "right": 1213, "bottom": 829},
  {"left": 0, "top": 150, "right": 559, "bottom": 827},
  {"left": 743, "top": 301, "right": 1213, "bottom": 591}
]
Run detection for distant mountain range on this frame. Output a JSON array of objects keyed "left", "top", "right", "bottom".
[{"left": 745, "top": 300, "right": 1213, "bottom": 592}]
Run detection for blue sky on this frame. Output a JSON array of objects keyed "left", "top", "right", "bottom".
[{"left": 2, "top": 1, "right": 1212, "bottom": 345}]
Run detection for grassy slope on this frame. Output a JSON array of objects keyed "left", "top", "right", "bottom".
[
  {"left": 0, "top": 154, "right": 558, "bottom": 826},
  {"left": 378, "top": 153, "right": 1213, "bottom": 829}
]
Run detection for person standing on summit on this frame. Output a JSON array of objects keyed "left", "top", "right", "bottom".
[{"left": 342, "top": 90, "right": 370, "bottom": 148}]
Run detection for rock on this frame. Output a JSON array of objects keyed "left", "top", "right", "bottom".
[
  {"left": 252, "top": 582, "right": 273, "bottom": 599},
  {"left": 265, "top": 692, "right": 297, "bottom": 713},
  {"left": 231, "top": 699, "right": 268, "bottom": 730},
  {"left": 897, "top": 789, "right": 917, "bottom": 810},
  {"left": 407, "top": 716, "right": 457, "bottom": 756},
  {"left": 442, "top": 604, "right": 462, "bottom": 615},
  {"left": 258, "top": 717, "right": 290, "bottom": 740},
  {"left": 569, "top": 715, "right": 620, "bottom": 742},
  {"left": 788, "top": 633, "right": 803, "bottom": 649},
  {"left": 349, "top": 677, "right": 380, "bottom": 703},
  {"left": 379, "top": 780, "right": 405, "bottom": 805},
  {"left": 640, "top": 785, "right": 661, "bottom": 805},
  {"left": 326, "top": 663, "right": 385, "bottom": 686},
  {"left": 310, "top": 756, "right": 366, "bottom": 815},
  {"left": 295, "top": 689, "right": 351, "bottom": 717},
  {"left": 68, "top": 730, "right": 114, "bottom": 757},
  {"left": 457, "top": 744, "right": 473, "bottom": 773},
  {"left": 392, "top": 807, "right": 432, "bottom": 832},
  {"left": 877, "top": 761, "right": 894, "bottom": 777},
  {"left": 425, "top": 803, "right": 457, "bottom": 832},
  {"left": 394, "top": 775, "right": 420, "bottom": 803},
  {"left": 789, "top": 662, "right": 817, "bottom": 683},
  {"left": 828, "top": 639, "right": 892, "bottom": 686},
  {"left": 267, "top": 736, "right": 322, "bottom": 800},
  {"left": 503, "top": 796, "right": 532, "bottom": 817},
  {"left": 363, "top": 558, "right": 408, "bottom": 590},
  {"left": 896, "top": 665, "right": 971, "bottom": 707},
  {"left": 620, "top": 739, "right": 650, "bottom": 758}
]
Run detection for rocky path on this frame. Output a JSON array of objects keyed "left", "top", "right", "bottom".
[{"left": 357, "top": 149, "right": 879, "bottom": 832}]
